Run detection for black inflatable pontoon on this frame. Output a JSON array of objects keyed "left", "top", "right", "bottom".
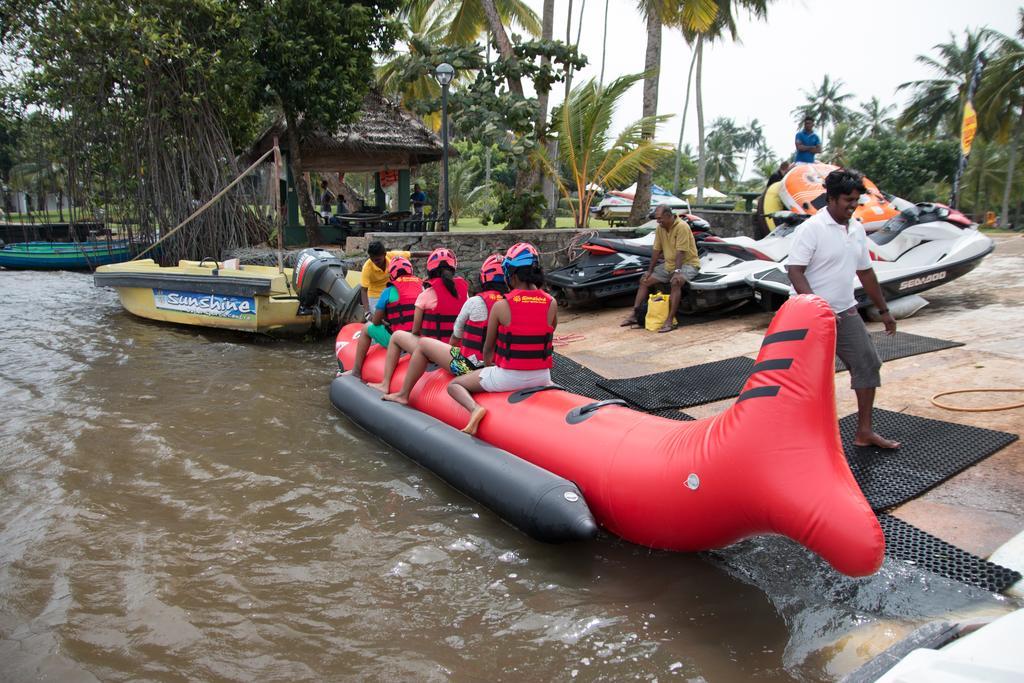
[{"left": 329, "top": 375, "right": 598, "bottom": 543}]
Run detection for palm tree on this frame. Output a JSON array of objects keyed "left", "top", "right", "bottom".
[
  {"left": 703, "top": 118, "right": 740, "bottom": 187},
  {"left": 444, "top": 0, "right": 541, "bottom": 45},
  {"left": 626, "top": 1, "right": 665, "bottom": 226},
  {"left": 376, "top": 3, "right": 456, "bottom": 129},
  {"left": 979, "top": 11, "right": 1024, "bottom": 226},
  {"left": 378, "top": 1, "right": 542, "bottom": 125},
  {"left": 897, "top": 30, "right": 990, "bottom": 138},
  {"left": 858, "top": 97, "right": 895, "bottom": 137},
  {"left": 792, "top": 75, "right": 853, "bottom": 148},
  {"left": 539, "top": 74, "right": 672, "bottom": 229},
  {"left": 737, "top": 118, "right": 764, "bottom": 179},
  {"left": 672, "top": 0, "right": 772, "bottom": 203},
  {"left": 671, "top": 47, "right": 698, "bottom": 194}
]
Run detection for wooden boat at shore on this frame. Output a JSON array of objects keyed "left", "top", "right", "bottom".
[
  {"left": 94, "top": 249, "right": 361, "bottom": 337},
  {"left": 0, "top": 239, "right": 132, "bottom": 269}
]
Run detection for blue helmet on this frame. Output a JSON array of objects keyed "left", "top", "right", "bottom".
[{"left": 501, "top": 242, "right": 539, "bottom": 280}]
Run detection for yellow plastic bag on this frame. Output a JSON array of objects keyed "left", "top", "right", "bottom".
[{"left": 644, "top": 293, "right": 670, "bottom": 331}]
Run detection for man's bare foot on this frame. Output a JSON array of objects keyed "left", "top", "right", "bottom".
[
  {"left": 340, "top": 369, "right": 361, "bottom": 380},
  {"left": 381, "top": 392, "right": 408, "bottom": 405},
  {"left": 620, "top": 316, "right": 638, "bottom": 327},
  {"left": 461, "top": 406, "right": 487, "bottom": 435},
  {"left": 368, "top": 381, "right": 386, "bottom": 392},
  {"left": 854, "top": 431, "right": 901, "bottom": 449}
]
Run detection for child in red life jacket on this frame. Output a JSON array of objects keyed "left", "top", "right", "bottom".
[
  {"left": 375, "top": 254, "right": 508, "bottom": 402},
  {"left": 448, "top": 242, "right": 557, "bottom": 435},
  {"left": 412, "top": 247, "right": 469, "bottom": 342},
  {"left": 341, "top": 256, "right": 422, "bottom": 381}
]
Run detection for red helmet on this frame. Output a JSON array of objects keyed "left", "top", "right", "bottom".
[
  {"left": 503, "top": 242, "right": 539, "bottom": 270},
  {"left": 479, "top": 254, "right": 505, "bottom": 284},
  {"left": 427, "top": 247, "right": 457, "bottom": 272},
  {"left": 387, "top": 256, "right": 413, "bottom": 279}
]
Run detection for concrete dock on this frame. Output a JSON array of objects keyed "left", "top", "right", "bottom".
[{"left": 554, "top": 233, "right": 1024, "bottom": 571}]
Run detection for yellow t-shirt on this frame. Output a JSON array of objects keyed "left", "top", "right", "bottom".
[
  {"left": 360, "top": 250, "right": 411, "bottom": 299},
  {"left": 652, "top": 218, "right": 700, "bottom": 269}
]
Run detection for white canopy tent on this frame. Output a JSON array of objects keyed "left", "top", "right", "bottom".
[{"left": 682, "top": 186, "right": 728, "bottom": 199}]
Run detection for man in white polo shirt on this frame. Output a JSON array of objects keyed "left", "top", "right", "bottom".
[{"left": 787, "top": 169, "right": 900, "bottom": 449}]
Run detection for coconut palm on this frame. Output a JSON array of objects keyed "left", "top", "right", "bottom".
[
  {"left": 444, "top": 0, "right": 540, "bottom": 45},
  {"left": 792, "top": 75, "right": 853, "bottom": 148},
  {"left": 897, "top": 29, "right": 990, "bottom": 138},
  {"left": 377, "top": 0, "right": 541, "bottom": 125},
  {"left": 978, "top": 11, "right": 1024, "bottom": 226},
  {"left": 539, "top": 73, "right": 672, "bottom": 229},
  {"left": 626, "top": 2, "right": 665, "bottom": 226},
  {"left": 857, "top": 97, "right": 895, "bottom": 137},
  {"left": 672, "top": 0, "right": 772, "bottom": 203},
  {"left": 703, "top": 117, "right": 740, "bottom": 187}
]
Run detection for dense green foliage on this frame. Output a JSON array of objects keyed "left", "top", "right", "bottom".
[{"left": 847, "top": 134, "right": 959, "bottom": 201}]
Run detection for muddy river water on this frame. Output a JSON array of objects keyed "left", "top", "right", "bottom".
[{"left": 0, "top": 270, "right": 1014, "bottom": 681}]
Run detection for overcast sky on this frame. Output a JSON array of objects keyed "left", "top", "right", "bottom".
[{"left": 521, "top": 0, "right": 1019, "bottom": 174}]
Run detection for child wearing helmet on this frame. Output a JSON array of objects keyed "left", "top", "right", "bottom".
[
  {"left": 414, "top": 247, "right": 469, "bottom": 342},
  {"left": 447, "top": 242, "right": 556, "bottom": 435},
  {"left": 341, "top": 256, "right": 422, "bottom": 380},
  {"left": 374, "top": 254, "right": 508, "bottom": 401}
]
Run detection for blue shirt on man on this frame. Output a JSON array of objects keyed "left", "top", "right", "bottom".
[{"left": 794, "top": 130, "right": 820, "bottom": 163}]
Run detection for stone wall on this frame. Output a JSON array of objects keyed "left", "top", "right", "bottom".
[
  {"left": 345, "top": 228, "right": 643, "bottom": 272},
  {"left": 230, "top": 213, "right": 758, "bottom": 276}
]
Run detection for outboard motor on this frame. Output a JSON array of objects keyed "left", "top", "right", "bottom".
[{"left": 292, "top": 248, "right": 361, "bottom": 332}]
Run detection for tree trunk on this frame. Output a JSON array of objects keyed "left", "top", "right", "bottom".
[
  {"left": 599, "top": 0, "right": 609, "bottom": 87},
  {"left": 539, "top": 0, "right": 556, "bottom": 229},
  {"left": 672, "top": 47, "right": 698, "bottom": 195},
  {"left": 627, "top": 8, "right": 661, "bottom": 226},
  {"left": 482, "top": 0, "right": 536, "bottom": 216},
  {"left": 1000, "top": 103, "right": 1024, "bottom": 227},
  {"left": 695, "top": 36, "right": 706, "bottom": 205},
  {"left": 480, "top": 0, "right": 523, "bottom": 97},
  {"left": 283, "top": 108, "right": 322, "bottom": 246}
]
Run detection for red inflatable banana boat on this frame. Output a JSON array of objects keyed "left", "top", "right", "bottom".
[{"left": 334, "top": 295, "right": 884, "bottom": 576}]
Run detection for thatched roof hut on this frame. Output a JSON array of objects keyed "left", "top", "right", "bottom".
[{"left": 246, "top": 92, "right": 445, "bottom": 172}]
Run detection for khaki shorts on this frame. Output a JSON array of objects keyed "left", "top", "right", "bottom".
[
  {"left": 835, "top": 307, "right": 882, "bottom": 389},
  {"left": 650, "top": 263, "right": 699, "bottom": 284}
]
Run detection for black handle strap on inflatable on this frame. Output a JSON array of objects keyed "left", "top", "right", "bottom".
[
  {"left": 197, "top": 256, "right": 219, "bottom": 275},
  {"left": 566, "top": 399, "right": 628, "bottom": 424},
  {"left": 507, "top": 384, "right": 566, "bottom": 404}
]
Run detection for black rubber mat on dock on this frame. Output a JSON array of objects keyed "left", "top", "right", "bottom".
[
  {"left": 841, "top": 409, "right": 1019, "bottom": 512},
  {"left": 878, "top": 513, "right": 1022, "bottom": 593},
  {"left": 596, "top": 356, "right": 756, "bottom": 410},
  {"left": 551, "top": 353, "right": 617, "bottom": 401},
  {"left": 835, "top": 331, "right": 964, "bottom": 372},
  {"left": 552, "top": 354, "right": 696, "bottom": 420}
]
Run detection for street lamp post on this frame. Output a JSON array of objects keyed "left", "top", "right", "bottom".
[{"left": 434, "top": 62, "right": 455, "bottom": 232}]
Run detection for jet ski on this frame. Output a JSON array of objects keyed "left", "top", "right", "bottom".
[
  {"left": 746, "top": 202, "right": 995, "bottom": 309},
  {"left": 547, "top": 213, "right": 806, "bottom": 314}
]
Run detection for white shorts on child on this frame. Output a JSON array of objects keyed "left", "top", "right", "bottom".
[{"left": 479, "top": 366, "right": 553, "bottom": 393}]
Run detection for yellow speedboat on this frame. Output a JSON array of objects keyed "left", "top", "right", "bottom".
[{"left": 95, "top": 249, "right": 361, "bottom": 336}]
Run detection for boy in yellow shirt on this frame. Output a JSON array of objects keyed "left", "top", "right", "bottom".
[{"left": 360, "top": 241, "right": 413, "bottom": 315}]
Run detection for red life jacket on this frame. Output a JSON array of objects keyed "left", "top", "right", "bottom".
[
  {"left": 384, "top": 275, "right": 422, "bottom": 332},
  {"left": 459, "top": 290, "right": 504, "bottom": 357},
  {"left": 421, "top": 276, "right": 469, "bottom": 343},
  {"left": 495, "top": 288, "right": 554, "bottom": 370}
]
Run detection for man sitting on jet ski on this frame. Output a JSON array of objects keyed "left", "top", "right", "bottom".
[{"left": 619, "top": 204, "right": 701, "bottom": 333}]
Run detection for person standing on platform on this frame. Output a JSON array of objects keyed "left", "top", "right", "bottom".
[
  {"left": 794, "top": 117, "right": 821, "bottom": 164},
  {"left": 786, "top": 169, "right": 900, "bottom": 450}
]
